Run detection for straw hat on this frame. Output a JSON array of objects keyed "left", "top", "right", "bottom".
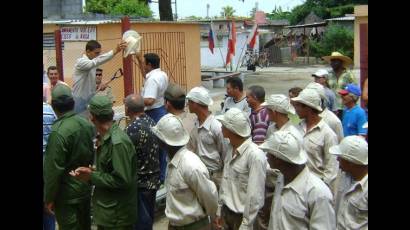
[{"left": 322, "top": 51, "right": 353, "bottom": 68}]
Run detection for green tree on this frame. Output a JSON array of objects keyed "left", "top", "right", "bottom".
[
  {"left": 250, "top": 7, "right": 256, "bottom": 18},
  {"left": 266, "top": 5, "right": 292, "bottom": 20},
  {"left": 85, "top": 0, "right": 152, "bottom": 17},
  {"left": 309, "top": 24, "right": 354, "bottom": 59},
  {"left": 220, "top": 6, "right": 236, "bottom": 18}
]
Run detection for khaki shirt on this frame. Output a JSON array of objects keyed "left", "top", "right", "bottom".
[
  {"left": 320, "top": 108, "right": 344, "bottom": 143},
  {"left": 298, "top": 119, "right": 339, "bottom": 186},
  {"left": 176, "top": 111, "right": 197, "bottom": 135},
  {"left": 265, "top": 120, "right": 303, "bottom": 144},
  {"left": 187, "top": 115, "right": 227, "bottom": 172},
  {"left": 218, "top": 138, "right": 267, "bottom": 230},
  {"left": 336, "top": 174, "right": 368, "bottom": 230},
  {"left": 268, "top": 167, "right": 336, "bottom": 230},
  {"left": 165, "top": 147, "right": 218, "bottom": 226}
]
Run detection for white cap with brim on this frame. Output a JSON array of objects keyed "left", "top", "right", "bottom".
[
  {"left": 311, "top": 69, "right": 329, "bottom": 78},
  {"left": 216, "top": 108, "right": 251, "bottom": 137},
  {"left": 261, "top": 94, "right": 295, "bottom": 115},
  {"left": 291, "top": 88, "right": 323, "bottom": 112},
  {"left": 186, "top": 86, "right": 214, "bottom": 106},
  {"left": 259, "top": 131, "right": 307, "bottom": 165},
  {"left": 151, "top": 114, "right": 190, "bottom": 146},
  {"left": 329, "top": 135, "right": 368, "bottom": 165}
]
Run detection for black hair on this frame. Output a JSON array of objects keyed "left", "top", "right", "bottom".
[
  {"left": 248, "top": 85, "right": 265, "bottom": 103},
  {"left": 226, "top": 77, "right": 243, "bottom": 92},
  {"left": 51, "top": 96, "right": 75, "bottom": 113},
  {"left": 86, "top": 40, "right": 101, "bottom": 51},
  {"left": 91, "top": 110, "right": 114, "bottom": 123},
  {"left": 288, "top": 87, "right": 303, "bottom": 96},
  {"left": 47, "top": 66, "right": 58, "bottom": 74},
  {"left": 144, "top": 53, "right": 160, "bottom": 69},
  {"left": 96, "top": 68, "right": 103, "bottom": 72},
  {"left": 165, "top": 95, "right": 186, "bottom": 110}
]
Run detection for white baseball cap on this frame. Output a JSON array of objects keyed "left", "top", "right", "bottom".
[
  {"left": 151, "top": 113, "right": 190, "bottom": 146},
  {"left": 312, "top": 69, "right": 329, "bottom": 78},
  {"left": 186, "top": 86, "right": 214, "bottom": 106},
  {"left": 329, "top": 135, "right": 368, "bottom": 165},
  {"left": 259, "top": 131, "right": 307, "bottom": 165},
  {"left": 261, "top": 94, "right": 295, "bottom": 115},
  {"left": 305, "top": 82, "right": 327, "bottom": 103},
  {"left": 291, "top": 88, "right": 323, "bottom": 112},
  {"left": 216, "top": 108, "right": 251, "bottom": 137}
]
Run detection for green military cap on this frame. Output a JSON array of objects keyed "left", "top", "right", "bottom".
[
  {"left": 51, "top": 84, "right": 72, "bottom": 103},
  {"left": 88, "top": 95, "right": 113, "bottom": 115},
  {"left": 164, "top": 83, "right": 185, "bottom": 100}
]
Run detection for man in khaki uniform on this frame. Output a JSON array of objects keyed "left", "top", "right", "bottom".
[
  {"left": 164, "top": 83, "right": 196, "bottom": 134},
  {"left": 44, "top": 84, "right": 95, "bottom": 230},
  {"left": 305, "top": 82, "right": 344, "bottom": 142},
  {"left": 152, "top": 114, "right": 218, "bottom": 230},
  {"left": 71, "top": 95, "right": 137, "bottom": 230},
  {"left": 215, "top": 108, "right": 267, "bottom": 230},
  {"left": 291, "top": 88, "right": 339, "bottom": 190},
  {"left": 259, "top": 131, "right": 336, "bottom": 230},
  {"left": 329, "top": 136, "right": 368, "bottom": 230},
  {"left": 186, "top": 86, "right": 227, "bottom": 189}
]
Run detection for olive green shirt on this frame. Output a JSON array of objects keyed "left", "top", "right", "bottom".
[
  {"left": 90, "top": 124, "right": 138, "bottom": 227},
  {"left": 44, "top": 111, "right": 95, "bottom": 204},
  {"left": 328, "top": 69, "right": 356, "bottom": 110}
]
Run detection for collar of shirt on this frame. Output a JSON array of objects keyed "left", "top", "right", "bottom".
[
  {"left": 251, "top": 106, "right": 266, "bottom": 115},
  {"left": 145, "top": 68, "right": 161, "bottom": 79},
  {"left": 300, "top": 118, "right": 326, "bottom": 135},
  {"left": 279, "top": 120, "right": 293, "bottom": 130},
  {"left": 101, "top": 123, "right": 120, "bottom": 144},
  {"left": 345, "top": 104, "right": 360, "bottom": 112},
  {"left": 235, "top": 137, "right": 253, "bottom": 156},
  {"left": 233, "top": 96, "right": 247, "bottom": 104},
  {"left": 169, "top": 146, "right": 188, "bottom": 168},
  {"left": 283, "top": 166, "right": 310, "bottom": 195},
  {"left": 346, "top": 173, "right": 368, "bottom": 195},
  {"left": 55, "top": 111, "right": 76, "bottom": 122},
  {"left": 195, "top": 114, "right": 214, "bottom": 131}
]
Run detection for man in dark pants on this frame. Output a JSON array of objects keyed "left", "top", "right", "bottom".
[
  {"left": 124, "top": 94, "right": 161, "bottom": 230},
  {"left": 44, "top": 84, "right": 95, "bottom": 230},
  {"left": 71, "top": 95, "right": 137, "bottom": 230},
  {"left": 136, "top": 52, "right": 169, "bottom": 183}
]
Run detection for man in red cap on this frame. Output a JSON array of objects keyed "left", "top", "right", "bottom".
[{"left": 339, "top": 84, "right": 367, "bottom": 137}]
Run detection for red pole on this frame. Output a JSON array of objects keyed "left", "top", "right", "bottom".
[
  {"left": 121, "top": 16, "right": 134, "bottom": 97},
  {"left": 54, "top": 29, "right": 64, "bottom": 81}
]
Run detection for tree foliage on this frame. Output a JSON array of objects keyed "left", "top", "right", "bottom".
[
  {"left": 220, "top": 6, "right": 236, "bottom": 18},
  {"left": 266, "top": 6, "right": 292, "bottom": 20},
  {"left": 85, "top": 0, "right": 152, "bottom": 17},
  {"left": 309, "top": 24, "right": 354, "bottom": 58}
]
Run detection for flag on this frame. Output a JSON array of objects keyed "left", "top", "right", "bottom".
[
  {"left": 208, "top": 23, "right": 215, "bottom": 54},
  {"left": 226, "top": 20, "right": 237, "bottom": 66},
  {"left": 247, "top": 23, "right": 258, "bottom": 49}
]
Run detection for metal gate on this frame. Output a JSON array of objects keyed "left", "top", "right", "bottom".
[{"left": 133, "top": 32, "right": 187, "bottom": 93}]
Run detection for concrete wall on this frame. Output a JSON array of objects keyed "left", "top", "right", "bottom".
[
  {"left": 354, "top": 5, "right": 368, "bottom": 68},
  {"left": 43, "top": 0, "right": 83, "bottom": 19}
]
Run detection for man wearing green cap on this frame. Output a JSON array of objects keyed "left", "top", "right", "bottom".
[
  {"left": 70, "top": 95, "right": 137, "bottom": 230},
  {"left": 43, "top": 84, "right": 95, "bottom": 230}
]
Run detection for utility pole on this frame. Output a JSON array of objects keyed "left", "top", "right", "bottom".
[{"left": 206, "top": 3, "right": 210, "bottom": 19}]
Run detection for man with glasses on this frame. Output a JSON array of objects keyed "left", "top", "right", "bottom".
[{"left": 95, "top": 68, "right": 115, "bottom": 103}]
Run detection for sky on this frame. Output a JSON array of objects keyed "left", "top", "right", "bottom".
[{"left": 149, "top": 0, "right": 305, "bottom": 19}]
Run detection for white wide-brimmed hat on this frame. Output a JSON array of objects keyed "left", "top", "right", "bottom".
[
  {"left": 305, "top": 82, "right": 327, "bottom": 103},
  {"left": 291, "top": 88, "right": 323, "bottom": 112},
  {"left": 322, "top": 51, "right": 353, "bottom": 68},
  {"left": 261, "top": 94, "right": 295, "bottom": 114},
  {"left": 216, "top": 108, "right": 251, "bottom": 137},
  {"left": 259, "top": 130, "right": 307, "bottom": 165},
  {"left": 151, "top": 113, "right": 189, "bottom": 146},
  {"left": 186, "top": 86, "right": 213, "bottom": 106},
  {"left": 329, "top": 135, "right": 368, "bottom": 165},
  {"left": 122, "top": 30, "right": 142, "bottom": 58}
]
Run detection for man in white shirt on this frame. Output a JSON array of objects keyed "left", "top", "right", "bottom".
[
  {"left": 259, "top": 131, "right": 336, "bottom": 230},
  {"left": 215, "top": 108, "right": 267, "bottom": 230},
  {"left": 221, "top": 77, "right": 251, "bottom": 116},
  {"left": 72, "top": 40, "right": 126, "bottom": 115},
  {"left": 329, "top": 136, "right": 368, "bottom": 230},
  {"left": 136, "top": 52, "right": 169, "bottom": 183},
  {"left": 151, "top": 114, "right": 218, "bottom": 230},
  {"left": 186, "top": 86, "right": 227, "bottom": 189}
]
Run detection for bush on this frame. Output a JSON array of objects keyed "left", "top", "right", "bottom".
[{"left": 310, "top": 24, "right": 353, "bottom": 59}]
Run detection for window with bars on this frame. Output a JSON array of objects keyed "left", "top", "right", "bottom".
[{"left": 43, "top": 33, "right": 64, "bottom": 50}]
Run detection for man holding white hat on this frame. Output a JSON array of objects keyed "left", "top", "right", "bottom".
[
  {"left": 186, "top": 86, "right": 227, "bottom": 189},
  {"left": 305, "top": 82, "right": 344, "bottom": 143},
  {"left": 311, "top": 69, "right": 337, "bottom": 112},
  {"left": 322, "top": 51, "right": 357, "bottom": 118},
  {"left": 152, "top": 114, "right": 218, "bottom": 230},
  {"left": 259, "top": 131, "right": 336, "bottom": 230},
  {"left": 291, "top": 88, "right": 339, "bottom": 189},
  {"left": 214, "top": 108, "right": 267, "bottom": 230},
  {"left": 329, "top": 136, "right": 368, "bottom": 230}
]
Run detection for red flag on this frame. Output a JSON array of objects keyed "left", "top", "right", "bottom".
[
  {"left": 208, "top": 23, "right": 215, "bottom": 54},
  {"left": 247, "top": 23, "right": 258, "bottom": 49},
  {"left": 226, "top": 20, "right": 237, "bottom": 65}
]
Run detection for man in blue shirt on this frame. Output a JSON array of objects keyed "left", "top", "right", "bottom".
[
  {"left": 43, "top": 101, "right": 57, "bottom": 230},
  {"left": 339, "top": 84, "right": 367, "bottom": 137}
]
